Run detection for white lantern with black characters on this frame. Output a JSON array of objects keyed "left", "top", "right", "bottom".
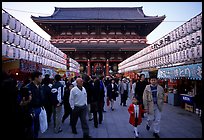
[
  {"left": 2, "top": 28, "right": 9, "bottom": 43},
  {"left": 191, "top": 17, "right": 198, "bottom": 31},
  {"left": 195, "top": 44, "right": 202, "bottom": 59},
  {"left": 25, "top": 27, "right": 31, "bottom": 39},
  {"left": 8, "top": 31, "right": 15, "bottom": 44},
  {"left": 182, "top": 37, "right": 187, "bottom": 50},
  {"left": 186, "top": 21, "right": 193, "bottom": 34},
  {"left": 14, "top": 34, "right": 20, "bottom": 46},
  {"left": 7, "top": 46, "right": 15, "bottom": 58},
  {"left": 191, "top": 32, "right": 197, "bottom": 47},
  {"left": 2, "top": 12, "right": 10, "bottom": 26},
  {"left": 196, "top": 13, "right": 202, "bottom": 29},
  {"left": 20, "top": 49, "right": 25, "bottom": 59},
  {"left": 195, "top": 30, "right": 202, "bottom": 45},
  {"left": 13, "top": 48, "right": 20, "bottom": 59},
  {"left": 20, "top": 36, "right": 26, "bottom": 49},
  {"left": 182, "top": 23, "right": 188, "bottom": 37},
  {"left": 2, "top": 44, "right": 8, "bottom": 56},
  {"left": 9, "top": 17, "right": 16, "bottom": 30},
  {"left": 20, "top": 24, "right": 26, "bottom": 36},
  {"left": 14, "top": 20, "right": 21, "bottom": 33}
]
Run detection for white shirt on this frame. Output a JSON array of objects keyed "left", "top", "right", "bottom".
[
  {"left": 112, "top": 83, "right": 114, "bottom": 88},
  {"left": 123, "top": 82, "right": 127, "bottom": 90},
  {"left": 69, "top": 86, "right": 87, "bottom": 110},
  {"left": 133, "top": 104, "right": 139, "bottom": 118}
]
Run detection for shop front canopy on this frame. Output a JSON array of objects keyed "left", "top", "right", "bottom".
[{"left": 157, "top": 63, "right": 202, "bottom": 80}]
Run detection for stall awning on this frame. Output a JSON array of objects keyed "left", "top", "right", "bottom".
[{"left": 157, "top": 63, "right": 202, "bottom": 80}]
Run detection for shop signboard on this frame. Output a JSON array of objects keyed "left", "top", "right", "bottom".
[
  {"left": 157, "top": 63, "right": 202, "bottom": 80},
  {"left": 180, "top": 94, "right": 194, "bottom": 105}
]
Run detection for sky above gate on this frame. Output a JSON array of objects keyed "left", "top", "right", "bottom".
[{"left": 2, "top": 2, "right": 202, "bottom": 44}]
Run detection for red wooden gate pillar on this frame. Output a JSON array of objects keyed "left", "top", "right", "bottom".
[
  {"left": 87, "top": 59, "right": 91, "bottom": 76},
  {"left": 106, "top": 59, "right": 109, "bottom": 76}
]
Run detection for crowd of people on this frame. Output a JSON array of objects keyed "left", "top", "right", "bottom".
[{"left": 3, "top": 70, "right": 167, "bottom": 138}]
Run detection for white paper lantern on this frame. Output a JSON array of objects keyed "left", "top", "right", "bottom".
[
  {"left": 24, "top": 39, "right": 29, "bottom": 50},
  {"left": 191, "top": 32, "right": 197, "bottom": 47},
  {"left": 37, "top": 45, "right": 40, "bottom": 54},
  {"left": 176, "top": 28, "right": 180, "bottom": 39},
  {"left": 172, "top": 42, "right": 176, "bottom": 53},
  {"left": 25, "top": 51, "right": 29, "bottom": 60},
  {"left": 173, "top": 53, "right": 177, "bottom": 63},
  {"left": 20, "top": 24, "right": 26, "bottom": 36},
  {"left": 33, "top": 54, "right": 37, "bottom": 62},
  {"left": 29, "top": 42, "right": 34, "bottom": 51},
  {"left": 8, "top": 31, "right": 15, "bottom": 44},
  {"left": 195, "top": 45, "right": 202, "bottom": 58},
  {"left": 178, "top": 26, "right": 183, "bottom": 38},
  {"left": 191, "top": 17, "right": 198, "bottom": 31},
  {"left": 44, "top": 40, "right": 48, "bottom": 48},
  {"left": 14, "top": 20, "right": 21, "bottom": 33},
  {"left": 29, "top": 52, "right": 33, "bottom": 61},
  {"left": 37, "top": 36, "right": 41, "bottom": 45},
  {"left": 186, "top": 48, "right": 191, "bottom": 61},
  {"left": 13, "top": 47, "right": 20, "bottom": 59},
  {"left": 189, "top": 47, "right": 195, "bottom": 60},
  {"left": 14, "top": 34, "right": 20, "bottom": 46},
  {"left": 198, "top": 44, "right": 202, "bottom": 58},
  {"left": 186, "top": 34, "right": 191, "bottom": 48},
  {"left": 182, "top": 37, "right": 187, "bottom": 49},
  {"left": 178, "top": 39, "right": 183, "bottom": 51},
  {"left": 182, "top": 23, "right": 188, "bottom": 37},
  {"left": 2, "top": 44, "right": 8, "bottom": 56},
  {"left": 195, "top": 30, "right": 202, "bottom": 45},
  {"left": 20, "top": 49, "right": 25, "bottom": 59},
  {"left": 34, "top": 44, "right": 38, "bottom": 53},
  {"left": 19, "top": 36, "right": 26, "bottom": 49},
  {"left": 7, "top": 46, "right": 14, "bottom": 58},
  {"left": 179, "top": 50, "right": 183, "bottom": 62},
  {"left": 9, "top": 17, "right": 16, "bottom": 30},
  {"left": 2, "top": 28, "right": 9, "bottom": 42},
  {"left": 182, "top": 50, "right": 187, "bottom": 61},
  {"left": 196, "top": 14, "right": 202, "bottom": 29},
  {"left": 30, "top": 31, "right": 35, "bottom": 41},
  {"left": 34, "top": 33, "right": 38, "bottom": 43},
  {"left": 2, "top": 12, "right": 10, "bottom": 26},
  {"left": 25, "top": 28, "right": 31, "bottom": 38},
  {"left": 186, "top": 21, "right": 193, "bottom": 34}
]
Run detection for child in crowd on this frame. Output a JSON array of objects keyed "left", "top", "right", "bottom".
[{"left": 128, "top": 96, "right": 145, "bottom": 138}]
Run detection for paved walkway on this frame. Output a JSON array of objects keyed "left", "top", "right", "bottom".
[{"left": 39, "top": 96, "right": 202, "bottom": 138}]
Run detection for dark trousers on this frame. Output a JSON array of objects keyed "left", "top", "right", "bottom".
[
  {"left": 71, "top": 105, "right": 89, "bottom": 136},
  {"left": 62, "top": 104, "right": 72, "bottom": 123},
  {"left": 33, "top": 107, "right": 41, "bottom": 138},
  {"left": 44, "top": 104, "right": 53, "bottom": 125},
  {"left": 93, "top": 110, "right": 103, "bottom": 126},
  {"left": 121, "top": 91, "right": 128, "bottom": 105}
]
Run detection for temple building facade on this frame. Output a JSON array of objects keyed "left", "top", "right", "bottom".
[{"left": 31, "top": 7, "right": 165, "bottom": 76}]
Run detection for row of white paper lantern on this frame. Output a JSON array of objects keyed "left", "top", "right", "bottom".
[
  {"left": 69, "top": 67, "right": 80, "bottom": 73},
  {"left": 119, "top": 44, "right": 202, "bottom": 72},
  {"left": 2, "top": 43, "right": 67, "bottom": 70},
  {"left": 134, "top": 29, "right": 201, "bottom": 61},
  {"left": 150, "top": 29, "right": 202, "bottom": 52},
  {"left": 150, "top": 13, "right": 202, "bottom": 49},
  {"left": 120, "top": 29, "right": 202, "bottom": 68},
  {"left": 69, "top": 62, "right": 80, "bottom": 69},
  {"left": 69, "top": 58, "right": 80, "bottom": 66},
  {"left": 2, "top": 12, "right": 66, "bottom": 59},
  {"left": 2, "top": 28, "right": 67, "bottom": 65},
  {"left": 119, "top": 13, "right": 202, "bottom": 71}
]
